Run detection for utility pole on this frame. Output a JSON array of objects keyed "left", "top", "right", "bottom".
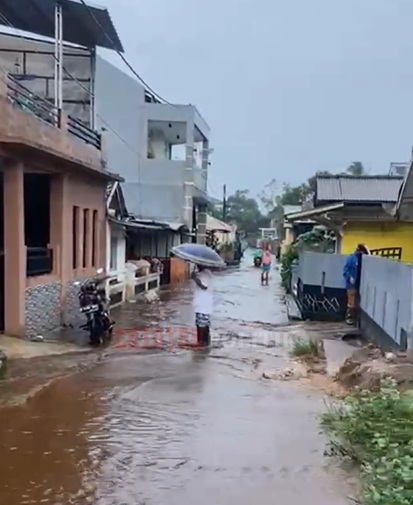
[{"left": 222, "top": 184, "right": 227, "bottom": 221}]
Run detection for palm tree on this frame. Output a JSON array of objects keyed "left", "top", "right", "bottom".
[{"left": 346, "top": 162, "right": 366, "bottom": 176}]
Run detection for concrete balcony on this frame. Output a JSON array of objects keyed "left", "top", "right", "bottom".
[
  {"left": 193, "top": 167, "right": 207, "bottom": 192},
  {"left": 184, "top": 167, "right": 208, "bottom": 191},
  {"left": 143, "top": 103, "right": 210, "bottom": 142},
  {"left": 0, "top": 70, "right": 104, "bottom": 172},
  {"left": 139, "top": 159, "right": 186, "bottom": 185}
]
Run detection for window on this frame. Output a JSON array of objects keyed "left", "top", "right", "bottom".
[
  {"left": 82, "top": 209, "right": 89, "bottom": 268},
  {"left": 91, "top": 210, "right": 97, "bottom": 267},
  {"left": 110, "top": 235, "right": 118, "bottom": 271},
  {"left": 72, "top": 206, "right": 79, "bottom": 269}
]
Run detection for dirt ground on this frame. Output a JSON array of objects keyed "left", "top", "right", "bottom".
[{"left": 336, "top": 346, "right": 413, "bottom": 390}]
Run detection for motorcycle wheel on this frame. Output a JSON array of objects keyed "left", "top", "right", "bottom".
[
  {"left": 89, "top": 330, "right": 101, "bottom": 347},
  {"left": 101, "top": 327, "right": 113, "bottom": 345},
  {"left": 88, "top": 318, "right": 101, "bottom": 346}
]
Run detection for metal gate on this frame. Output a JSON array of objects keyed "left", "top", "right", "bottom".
[{"left": 370, "top": 247, "right": 402, "bottom": 260}]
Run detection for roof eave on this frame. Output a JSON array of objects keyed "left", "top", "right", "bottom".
[{"left": 285, "top": 202, "right": 345, "bottom": 221}]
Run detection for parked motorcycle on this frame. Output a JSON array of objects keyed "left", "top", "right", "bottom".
[
  {"left": 74, "top": 268, "right": 114, "bottom": 346},
  {"left": 254, "top": 256, "right": 262, "bottom": 268}
]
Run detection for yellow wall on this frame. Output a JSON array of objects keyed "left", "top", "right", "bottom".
[{"left": 341, "top": 222, "right": 413, "bottom": 263}]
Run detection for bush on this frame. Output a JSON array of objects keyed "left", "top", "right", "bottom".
[
  {"left": 321, "top": 378, "right": 413, "bottom": 505},
  {"left": 280, "top": 245, "right": 298, "bottom": 290},
  {"left": 291, "top": 338, "right": 320, "bottom": 359}
]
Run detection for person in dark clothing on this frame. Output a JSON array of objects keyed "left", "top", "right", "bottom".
[{"left": 343, "top": 243, "right": 370, "bottom": 325}]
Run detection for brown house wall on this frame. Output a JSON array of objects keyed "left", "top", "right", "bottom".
[{"left": 4, "top": 160, "right": 107, "bottom": 338}]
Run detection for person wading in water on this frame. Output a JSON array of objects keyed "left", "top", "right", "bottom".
[
  {"left": 191, "top": 265, "right": 213, "bottom": 347},
  {"left": 261, "top": 248, "right": 272, "bottom": 285}
]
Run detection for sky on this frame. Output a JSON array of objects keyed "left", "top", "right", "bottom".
[{"left": 98, "top": 0, "right": 413, "bottom": 198}]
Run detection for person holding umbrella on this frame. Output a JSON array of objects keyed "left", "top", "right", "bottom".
[
  {"left": 191, "top": 264, "right": 214, "bottom": 347},
  {"left": 170, "top": 242, "right": 226, "bottom": 349}
]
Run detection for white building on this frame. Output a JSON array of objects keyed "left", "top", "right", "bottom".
[{"left": 0, "top": 31, "right": 213, "bottom": 245}]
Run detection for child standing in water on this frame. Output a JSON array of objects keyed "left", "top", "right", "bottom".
[
  {"left": 261, "top": 249, "right": 272, "bottom": 284},
  {"left": 191, "top": 264, "right": 213, "bottom": 347}
]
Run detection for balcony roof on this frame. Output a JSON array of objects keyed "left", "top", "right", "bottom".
[{"left": 0, "top": 0, "right": 123, "bottom": 52}]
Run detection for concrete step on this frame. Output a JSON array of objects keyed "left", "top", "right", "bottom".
[
  {"left": 285, "top": 294, "right": 302, "bottom": 321},
  {"left": 322, "top": 338, "right": 357, "bottom": 377}
]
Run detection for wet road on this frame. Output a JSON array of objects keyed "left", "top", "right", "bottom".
[{"left": 0, "top": 258, "right": 351, "bottom": 504}]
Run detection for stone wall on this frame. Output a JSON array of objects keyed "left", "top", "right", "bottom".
[
  {"left": 24, "top": 279, "right": 87, "bottom": 338},
  {"left": 64, "top": 279, "right": 84, "bottom": 328},
  {"left": 25, "top": 281, "right": 62, "bottom": 337}
]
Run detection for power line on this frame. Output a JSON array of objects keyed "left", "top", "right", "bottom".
[{"left": 76, "top": 0, "right": 176, "bottom": 107}]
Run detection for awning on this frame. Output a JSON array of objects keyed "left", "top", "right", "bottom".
[
  {"left": 164, "top": 222, "right": 189, "bottom": 232},
  {"left": 206, "top": 214, "right": 232, "bottom": 233},
  {"left": 0, "top": 0, "right": 124, "bottom": 52},
  {"left": 110, "top": 217, "right": 190, "bottom": 233},
  {"left": 126, "top": 218, "right": 189, "bottom": 232},
  {"left": 109, "top": 217, "right": 163, "bottom": 231},
  {"left": 192, "top": 187, "right": 215, "bottom": 206},
  {"left": 285, "top": 203, "right": 345, "bottom": 221}
]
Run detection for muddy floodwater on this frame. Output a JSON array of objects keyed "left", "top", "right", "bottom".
[{"left": 0, "top": 257, "right": 351, "bottom": 504}]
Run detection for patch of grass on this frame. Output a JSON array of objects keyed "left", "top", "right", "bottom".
[
  {"left": 321, "top": 378, "right": 413, "bottom": 505},
  {"left": 291, "top": 338, "right": 320, "bottom": 359}
]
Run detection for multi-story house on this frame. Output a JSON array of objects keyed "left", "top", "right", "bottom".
[
  {"left": 0, "top": 0, "right": 212, "bottom": 303},
  {"left": 0, "top": 1, "right": 122, "bottom": 337},
  {"left": 95, "top": 56, "right": 212, "bottom": 245}
]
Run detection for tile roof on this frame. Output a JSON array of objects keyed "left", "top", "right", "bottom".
[{"left": 316, "top": 175, "right": 404, "bottom": 204}]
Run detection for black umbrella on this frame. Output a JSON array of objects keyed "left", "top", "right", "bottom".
[{"left": 171, "top": 243, "right": 226, "bottom": 268}]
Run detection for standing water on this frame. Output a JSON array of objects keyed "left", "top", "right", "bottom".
[{"left": 0, "top": 255, "right": 351, "bottom": 504}]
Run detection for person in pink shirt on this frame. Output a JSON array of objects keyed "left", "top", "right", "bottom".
[{"left": 261, "top": 248, "right": 272, "bottom": 284}]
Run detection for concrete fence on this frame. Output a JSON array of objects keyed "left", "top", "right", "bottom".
[
  {"left": 292, "top": 252, "right": 348, "bottom": 320},
  {"left": 293, "top": 251, "right": 413, "bottom": 350},
  {"left": 359, "top": 255, "right": 413, "bottom": 349}
]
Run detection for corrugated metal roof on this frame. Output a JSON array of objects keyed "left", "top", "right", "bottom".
[
  {"left": 283, "top": 205, "right": 302, "bottom": 215},
  {"left": 0, "top": 0, "right": 124, "bottom": 52},
  {"left": 316, "top": 175, "right": 403, "bottom": 203},
  {"left": 206, "top": 214, "right": 232, "bottom": 232},
  {"left": 285, "top": 203, "right": 345, "bottom": 221}
]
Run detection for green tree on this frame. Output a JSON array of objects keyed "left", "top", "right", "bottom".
[
  {"left": 225, "top": 189, "right": 269, "bottom": 236},
  {"left": 259, "top": 178, "right": 280, "bottom": 211},
  {"left": 346, "top": 161, "right": 366, "bottom": 176},
  {"left": 278, "top": 170, "right": 333, "bottom": 206},
  {"left": 280, "top": 183, "right": 306, "bottom": 205}
]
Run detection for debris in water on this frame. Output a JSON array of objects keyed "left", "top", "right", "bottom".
[{"left": 30, "top": 335, "right": 44, "bottom": 342}]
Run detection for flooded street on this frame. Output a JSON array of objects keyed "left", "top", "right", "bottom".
[{"left": 0, "top": 258, "right": 351, "bottom": 504}]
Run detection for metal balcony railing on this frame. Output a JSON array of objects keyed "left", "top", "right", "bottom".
[
  {"left": 27, "top": 247, "right": 53, "bottom": 277},
  {"left": 7, "top": 76, "right": 59, "bottom": 127},
  {"left": 7, "top": 75, "right": 101, "bottom": 151},
  {"left": 67, "top": 115, "right": 102, "bottom": 150}
]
